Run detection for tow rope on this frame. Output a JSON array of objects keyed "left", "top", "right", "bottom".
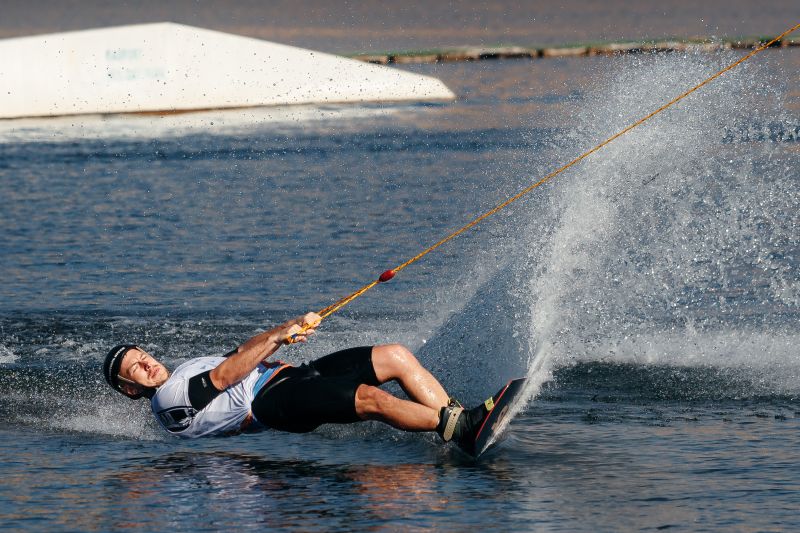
[{"left": 288, "top": 22, "right": 800, "bottom": 342}]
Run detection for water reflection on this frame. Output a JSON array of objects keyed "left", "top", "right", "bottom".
[{"left": 109, "top": 451, "right": 490, "bottom": 529}]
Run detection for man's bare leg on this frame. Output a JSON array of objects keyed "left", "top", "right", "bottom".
[
  {"left": 354, "top": 384, "right": 439, "bottom": 431},
  {"left": 370, "top": 344, "right": 450, "bottom": 410}
]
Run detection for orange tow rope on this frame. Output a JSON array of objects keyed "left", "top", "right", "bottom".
[{"left": 289, "top": 22, "right": 800, "bottom": 342}]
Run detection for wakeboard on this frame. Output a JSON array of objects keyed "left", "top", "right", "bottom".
[{"left": 469, "top": 377, "right": 527, "bottom": 458}]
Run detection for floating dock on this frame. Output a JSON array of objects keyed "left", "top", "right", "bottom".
[{"left": 0, "top": 23, "right": 455, "bottom": 119}]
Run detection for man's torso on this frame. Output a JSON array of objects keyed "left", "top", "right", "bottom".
[{"left": 150, "top": 356, "right": 281, "bottom": 438}]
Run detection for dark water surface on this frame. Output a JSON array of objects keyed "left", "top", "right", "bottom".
[
  {"left": 1, "top": 50, "right": 799, "bottom": 530},
  {"left": 2, "top": 0, "right": 799, "bottom": 53}
]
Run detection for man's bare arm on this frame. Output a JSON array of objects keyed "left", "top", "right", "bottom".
[{"left": 209, "top": 312, "right": 320, "bottom": 390}]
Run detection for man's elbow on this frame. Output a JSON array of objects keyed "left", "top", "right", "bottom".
[{"left": 209, "top": 368, "right": 231, "bottom": 390}]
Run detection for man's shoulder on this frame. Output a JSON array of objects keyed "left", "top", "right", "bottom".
[{"left": 171, "top": 356, "right": 226, "bottom": 376}]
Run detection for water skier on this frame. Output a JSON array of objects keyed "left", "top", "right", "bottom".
[{"left": 103, "top": 312, "right": 493, "bottom": 454}]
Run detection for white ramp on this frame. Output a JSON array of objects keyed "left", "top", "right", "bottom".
[{"left": 0, "top": 23, "right": 455, "bottom": 119}]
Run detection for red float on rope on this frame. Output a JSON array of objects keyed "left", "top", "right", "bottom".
[{"left": 378, "top": 269, "right": 396, "bottom": 283}]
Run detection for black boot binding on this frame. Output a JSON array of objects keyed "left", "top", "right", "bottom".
[{"left": 436, "top": 395, "right": 496, "bottom": 455}]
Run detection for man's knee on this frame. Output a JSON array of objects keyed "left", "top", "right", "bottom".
[
  {"left": 374, "top": 344, "right": 419, "bottom": 372},
  {"left": 354, "top": 384, "right": 394, "bottom": 418}
]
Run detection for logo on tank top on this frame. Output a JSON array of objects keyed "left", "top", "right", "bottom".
[{"left": 157, "top": 406, "right": 197, "bottom": 432}]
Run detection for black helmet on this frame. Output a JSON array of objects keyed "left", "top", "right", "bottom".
[{"left": 103, "top": 344, "right": 143, "bottom": 399}]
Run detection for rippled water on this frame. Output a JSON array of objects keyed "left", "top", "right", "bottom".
[{"left": 1, "top": 50, "right": 799, "bottom": 530}]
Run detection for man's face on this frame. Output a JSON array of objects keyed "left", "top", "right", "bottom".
[{"left": 118, "top": 348, "right": 169, "bottom": 392}]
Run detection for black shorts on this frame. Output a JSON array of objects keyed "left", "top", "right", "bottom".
[{"left": 251, "top": 346, "right": 380, "bottom": 433}]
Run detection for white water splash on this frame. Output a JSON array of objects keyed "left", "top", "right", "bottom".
[
  {"left": 520, "top": 51, "right": 799, "bottom": 400},
  {"left": 48, "top": 395, "right": 164, "bottom": 440},
  {"left": 0, "top": 344, "right": 18, "bottom": 364}
]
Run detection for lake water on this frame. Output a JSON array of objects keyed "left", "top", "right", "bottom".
[{"left": 1, "top": 48, "right": 799, "bottom": 530}]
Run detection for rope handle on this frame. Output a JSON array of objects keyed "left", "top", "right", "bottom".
[{"left": 283, "top": 318, "right": 321, "bottom": 345}]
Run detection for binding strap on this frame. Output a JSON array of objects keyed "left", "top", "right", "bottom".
[{"left": 442, "top": 406, "right": 463, "bottom": 442}]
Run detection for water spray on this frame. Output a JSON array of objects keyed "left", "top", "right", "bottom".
[{"left": 288, "top": 21, "right": 800, "bottom": 344}]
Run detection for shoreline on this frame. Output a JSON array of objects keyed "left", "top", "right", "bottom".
[{"left": 350, "top": 35, "right": 800, "bottom": 64}]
